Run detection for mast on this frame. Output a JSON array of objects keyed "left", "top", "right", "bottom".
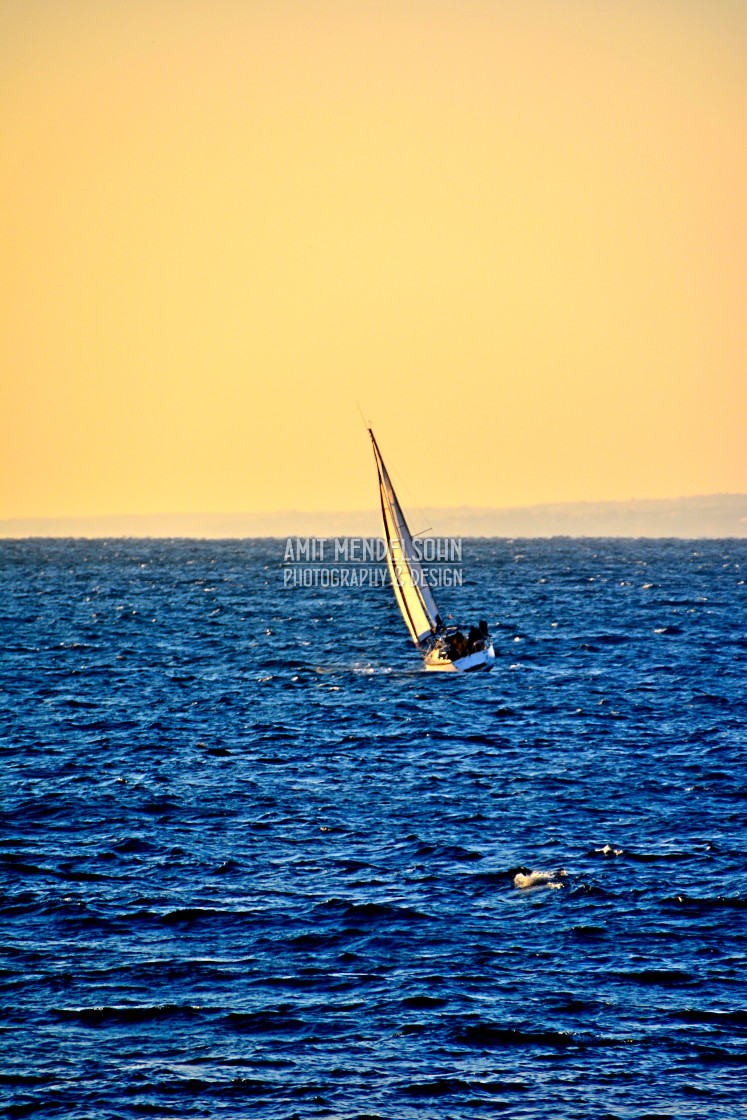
[{"left": 369, "top": 429, "right": 442, "bottom": 645}]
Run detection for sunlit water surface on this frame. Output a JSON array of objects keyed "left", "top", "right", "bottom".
[{"left": 1, "top": 538, "right": 745, "bottom": 1118}]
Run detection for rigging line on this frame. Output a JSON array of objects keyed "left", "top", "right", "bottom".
[{"left": 369, "top": 429, "right": 432, "bottom": 540}]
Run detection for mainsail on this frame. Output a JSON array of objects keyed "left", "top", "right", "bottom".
[{"left": 370, "top": 429, "right": 442, "bottom": 645}]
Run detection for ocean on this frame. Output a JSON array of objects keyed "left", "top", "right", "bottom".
[{"left": 1, "top": 537, "right": 745, "bottom": 1119}]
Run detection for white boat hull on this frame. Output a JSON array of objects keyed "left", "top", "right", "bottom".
[{"left": 423, "top": 642, "right": 495, "bottom": 673}]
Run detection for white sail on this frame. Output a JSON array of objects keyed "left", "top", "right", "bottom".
[{"left": 370, "top": 430, "right": 441, "bottom": 645}]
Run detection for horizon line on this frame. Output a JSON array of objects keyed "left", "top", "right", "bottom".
[
  {"left": 1, "top": 493, "right": 746, "bottom": 540},
  {"left": 3, "top": 490, "right": 747, "bottom": 524}
]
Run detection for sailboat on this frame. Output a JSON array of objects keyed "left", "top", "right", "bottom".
[{"left": 369, "top": 428, "right": 495, "bottom": 672}]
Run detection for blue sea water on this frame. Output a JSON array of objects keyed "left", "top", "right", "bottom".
[{"left": 1, "top": 537, "right": 745, "bottom": 1119}]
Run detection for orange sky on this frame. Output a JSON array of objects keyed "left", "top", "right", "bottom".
[{"left": 2, "top": 0, "right": 746, "bottom": 518}]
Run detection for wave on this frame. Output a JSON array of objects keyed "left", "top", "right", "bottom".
[
  {"left": 615, "top": 969, "right": 695, "bottom": 988},
  {"left": 222, "top": 1009, "right": 306, "bottom": 1034},
  {"left": 662, "top": 894, "right": 747, "bottom": 912},
  {"left": 454, "top": 1021, "right": 578, "bottom": 1049},
  {"left": 50, "top": 1003, "right": 203, "bottom": 1026}
]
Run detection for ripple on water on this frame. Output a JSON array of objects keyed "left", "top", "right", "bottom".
[{"left": 1, "top": 538, "right": 745, "bottom": 1119}]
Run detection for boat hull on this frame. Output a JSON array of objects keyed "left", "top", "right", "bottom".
[{"left": 423, "top": 642, "right": 495, "bottom": 673}]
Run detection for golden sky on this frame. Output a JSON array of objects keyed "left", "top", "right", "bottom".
[{"left": 2, "top": 0, "right": 746, "bottom": 518}]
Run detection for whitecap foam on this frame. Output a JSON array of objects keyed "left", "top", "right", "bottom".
[{"left": 513, "top": 869, "right": 567, "bottom": 890}]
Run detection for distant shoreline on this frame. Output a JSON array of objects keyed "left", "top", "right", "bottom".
[{"left": 2, "top": 494, "right": 746, "bottom": 539}]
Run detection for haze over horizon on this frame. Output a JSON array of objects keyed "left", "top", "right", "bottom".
[
  {"left": 2, "top": 492, "right": 746, "bottom": 540},
  {"left": 3, "top": 0, "right": 746, "bottom": 520}
]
